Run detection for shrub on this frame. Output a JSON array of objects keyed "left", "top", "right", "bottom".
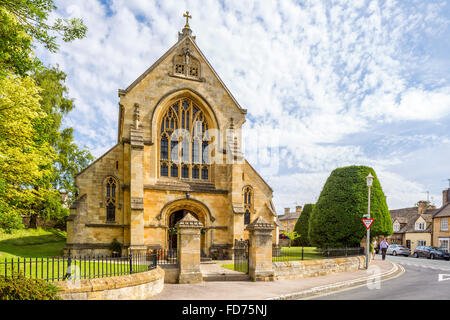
[
  {"left": 309, "top": 166, "right": 392, "bottom": 248},
  {"left": 0, "top": 273, "right": 60, "bottom": 300},
  {"left": 293, "top": 204, "right": 314, "bottom": 246},
  {"left": 109, "top": 238, "right": 123, "bottom": 256},
  {"left": 209, "top": 248, "right": 228, "bottom": 260}
]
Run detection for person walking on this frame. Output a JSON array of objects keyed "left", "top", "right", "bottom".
[
  {"left": 372, "top": 239, "right": 378, "bottom": 260},
  {"left": 380, "top": 238, "right": 389, "bottom": 260}
]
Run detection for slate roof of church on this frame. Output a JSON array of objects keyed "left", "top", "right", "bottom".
[{"left": 390, "top": 206, "right": 436, "bottom": 234}]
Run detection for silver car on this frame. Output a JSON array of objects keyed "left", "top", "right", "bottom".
[{"left": 386, "top": 244, "right": 411, "bottom": 256}]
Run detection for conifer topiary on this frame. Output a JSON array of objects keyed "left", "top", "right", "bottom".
[
  {"left": 308, "top": 166, "right": 392, "bottom": 248},
  {"left": 293, "top": 204, "right": 314, "bottom": 246}
]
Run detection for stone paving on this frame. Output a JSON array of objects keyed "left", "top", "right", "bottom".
[{"left": 151, "top": 259, "right": 394, "bottom": 300}]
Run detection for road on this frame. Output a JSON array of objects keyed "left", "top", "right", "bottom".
[{"left": 312, "top": 254, "right": 450, "bottom": 300}]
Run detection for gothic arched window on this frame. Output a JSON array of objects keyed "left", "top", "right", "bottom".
[
  {"left": 105, "top": 177, "right": 118, "bottom": 222},
  {"left": 243, "top": 186, "right": 253, "bottom": 225},
  {"left": 159, "top": 98, "right": 211, "bottom": 180}
]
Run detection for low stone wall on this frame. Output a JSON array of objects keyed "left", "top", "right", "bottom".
[
  {"left": 56, "top": 266, "right": 164, "bottom": 300},
  {"left": 273, "top": 256, "right": 366, "bottom": 280}
]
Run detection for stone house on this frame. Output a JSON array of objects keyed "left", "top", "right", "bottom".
[
  {"left": 388, "top": 201, "right": 437, "bottom": 252},
  {"left": 278, "top": 206, "right": 302, "bottom": 234},
  {"left": 432, "top": 188, "right": 450, "bottom": 252},
  {"left": 66, "top": 17, "right": 278, "bottom": 257}
]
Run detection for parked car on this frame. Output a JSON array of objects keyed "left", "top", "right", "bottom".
[
  {"left": 413, "top": 246, "right": 450, "bottom": 260},
  {"left": 386, "top": 244, "right": 411, "bottom": 256}
]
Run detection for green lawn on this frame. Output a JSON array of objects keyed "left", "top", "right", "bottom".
[
  {"left": 0, "top": 228, "right": 151, "bottom": 281},
  {"left": 273, "top": 247, "right": 325, "bottom": 261},
  {"left": 221, "top": 247, "right": 326, "bottom": 271},
  {"left": 0, "top": 257, "right": 150, "bottom": 281},
  {"left": 0, "top": 228, "right": 67, "bottom": 259}
]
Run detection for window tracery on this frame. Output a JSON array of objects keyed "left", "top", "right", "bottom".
[
  {"left": 243, "top": 186, "right": 253, "bottom": 225},
  {"left": 159, "top": 98, "right": 211, "bottom": 180},
  {"left": 105, "top": 177, "right": 118, "bottom": 222}
]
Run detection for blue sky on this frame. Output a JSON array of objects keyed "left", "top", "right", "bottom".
[{"left": 37, "top": 0, "right": 450, "bottom": 212}]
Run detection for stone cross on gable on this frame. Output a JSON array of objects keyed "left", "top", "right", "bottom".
[{"left": 183, "top": 11, "right": 192, "bottom": 28}]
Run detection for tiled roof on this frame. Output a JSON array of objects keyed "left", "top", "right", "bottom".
[
  {"left": 278, "top": 212, "right": 300, "bottom": 221},
  {"left": 390, "top": 206, "right": 436, "bottom": 234},
  {"left": 433, "top": 203, "right": 450, "bottom": 218}
]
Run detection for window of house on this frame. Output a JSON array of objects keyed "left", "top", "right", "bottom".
[
  {"left": 105, "top": 177, "right": 118, "bottom": 222},
  {"left": 441, "top": 219, "right": 448, "bottom": 231},
  {"left": 243, "top": 186, "right": 253, "bottom": 225},
  {"left": 415, "top": 222, "right": 425, "bottom": 231},
  {"left": 159, "top": 98, "right": 211, "bottom": 181},
  {"left": 439, "top": 238, "right": 450, "bottom": 253},
  {"left": 393, "top": 222, "right": 400, "bottom": 232},
  {"left": 417, "top": 240, "right": 426, "bottom": 247}
]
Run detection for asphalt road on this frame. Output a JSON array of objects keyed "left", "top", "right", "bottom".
[{"left": 312, "top": 254, "right": 450, "bottom": 300}]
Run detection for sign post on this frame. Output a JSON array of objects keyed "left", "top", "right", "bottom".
[{"left": 364, "top": 173, "right": 374, "bottom": 270}]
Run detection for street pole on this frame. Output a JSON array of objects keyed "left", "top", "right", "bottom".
[{"left": 366, "top": 185, "right": 371, "bottom": 270}]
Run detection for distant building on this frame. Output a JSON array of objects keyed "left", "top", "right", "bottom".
[
  {"left": 278, "top": 206, "right": 302, "bottom": 234},
  {"left": 432, "top": 187, "right": 450, "bottom": 252},
  {"left": 388, "top": 201, "right": 437, "bottom": 252}
]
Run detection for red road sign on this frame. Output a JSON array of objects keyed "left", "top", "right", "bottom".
[{"left": 362, "top": 219, "right": 374, "bottom": 230}]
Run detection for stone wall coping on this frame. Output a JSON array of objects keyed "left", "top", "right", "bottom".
[
  {"left": 272, "top": 255, "right": 365, "bottom": 268},
  {"left": 246, "top": 216, "right": 274, "bottom": 231},
  {"left": 56, "top": 267, "right": 164, "bottom": 294}
]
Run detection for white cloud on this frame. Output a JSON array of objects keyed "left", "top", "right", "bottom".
[{"left": 36, "top": 0, "right": 450, "bottom": 212}]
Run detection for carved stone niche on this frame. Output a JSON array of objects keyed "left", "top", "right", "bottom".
[
  {"left": 169, "top": 41, "right": 205, "bottom": 82},
  {"left": 131, "top": 197, "right": 144, "bottom": 210}
]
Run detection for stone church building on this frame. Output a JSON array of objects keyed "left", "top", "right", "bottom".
[{"left": 66, "top": 14, "right": 278, "bottom": 257}]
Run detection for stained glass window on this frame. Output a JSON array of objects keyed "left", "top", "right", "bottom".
[{"left": 160, "top": 98, "right": 211, "bottom": 180}]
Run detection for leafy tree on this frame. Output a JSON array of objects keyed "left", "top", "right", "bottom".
[
  {"left": 281, "top": 230, "right": 301, "bottom": 247},
  {"left": 0, "top": 0, "right": 87, "bottom": 77},
  {"left": 27, "top": 66, "right": 93, "bottom": 228},
  {"left": 32, "top": 66, "right": 93, "bottom": 201},
  {"left": 308, "top": 166, "right": 392, "bottom": 248},
  {"left": 293, "top": 204, "right": 314, "bottom": 246},
  {"left": 0, "top": 73, "right": 55, "bottom": 231},
  {"left": 0, "top": 2, "right": 90, "bottom": 231}
]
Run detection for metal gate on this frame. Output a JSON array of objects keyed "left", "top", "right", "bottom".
[{"left": 233, "top": 239, "right": 249, "bottom": 274}]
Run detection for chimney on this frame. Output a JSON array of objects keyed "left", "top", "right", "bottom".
[
  {"left": 418, "top": 201, "right": 428, "bottom": 215},
  {"left": 284, "top": 208, "right": 290, "bottom": 215},
  {"left": 444, "top": 188, "right": 450, "bottom": 207},
  {"left": 295, "top": 206, "right": 302, "bottom": 213}
]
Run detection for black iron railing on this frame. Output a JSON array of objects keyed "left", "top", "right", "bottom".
[
  {"left": 151, "top": 248, "right": 178, "bottom": 266},
  {"left": 0, "top": 250, "right": 157, "bottom": 282},
  {"left": 272, "top": 246, "right": 364, "bottom": 262}
]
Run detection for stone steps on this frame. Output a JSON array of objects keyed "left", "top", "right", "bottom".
[
  {"left": 202, "top": 273, "right": 250, "bottom": 282},
  {"left": 201, "top": 257, "right": 213, "bottom": 262}
]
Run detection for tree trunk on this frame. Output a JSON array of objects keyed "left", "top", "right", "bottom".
[{"left": 29, "top": 213, "right": 38, "bottom": 229}]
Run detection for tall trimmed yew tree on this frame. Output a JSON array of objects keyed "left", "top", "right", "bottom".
[
  {"left": 308, "top": 166, "right": 392, "bottom": 248},
  {"left": 293, "top": 204, "right": 314, "bottom": 246}
]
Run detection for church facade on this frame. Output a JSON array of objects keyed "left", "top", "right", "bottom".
[{"left": 66, "top": 15, "right": 278, "bottom": 257}]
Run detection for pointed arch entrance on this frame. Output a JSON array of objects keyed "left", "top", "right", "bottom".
[{"left": 161, "top": 198, "right": 213, "bottom": 255}]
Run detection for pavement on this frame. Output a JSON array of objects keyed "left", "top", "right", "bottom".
[{"left": 151, "top": 257, "right": 402, "bottom": 300}]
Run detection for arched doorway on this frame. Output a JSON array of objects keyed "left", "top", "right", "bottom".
[{"left": 168, "top": 209, "right": 200, "bottom": 250}]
